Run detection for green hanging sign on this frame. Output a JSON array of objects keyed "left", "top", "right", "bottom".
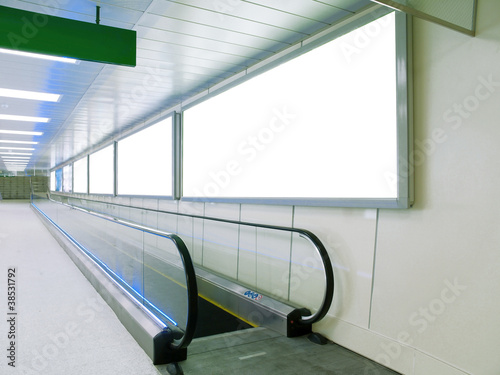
[{"left": 0, "top": 5, "right": 136, "bottom": 66}]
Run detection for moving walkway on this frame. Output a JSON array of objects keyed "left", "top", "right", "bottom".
[{"left": 31, "top": 193, "right": 334, "bottom": 366}]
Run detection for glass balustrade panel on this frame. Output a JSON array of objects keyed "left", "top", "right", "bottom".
[
  {"left": 255, "top": 228, "right": 292, "bottom": 302},
  {"left": 201, "top": 221, "right": 239, "bottom": 279},
  {"left": 237, "top": 225, "right": 258, "bottom": 289},
  {"left": 143, "top": 233, "right": 188, "bottom": 329},
  {"left": 289, "top": 233, "right": 326, "bottom": 312}
]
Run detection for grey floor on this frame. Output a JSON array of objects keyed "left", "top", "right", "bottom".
[
  {"left": 159, "top": 327, "right": 400, "bottom": 375},
  {"left": 1, "top": 200, "right": 400, "bottom": 375},
  {"left": 0, "top": 200, "right": 161, "bottom": 375}
]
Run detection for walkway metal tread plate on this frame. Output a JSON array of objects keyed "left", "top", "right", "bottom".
[{"left": 164, "top": 328, "right": 401, "bottom": 375}]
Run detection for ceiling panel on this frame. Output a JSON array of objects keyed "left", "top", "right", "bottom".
[
  {"left": 139, "top": 13, "right": 291, "bottom": 50},
  {"left": 169, "top": 0, "right": 330, "bottom": 32},
  {"left": 244, "top": 0, "right": 354, "bottom": 19},
  {"left": 0, "top": 0, "right": 375, "bottom": 174},
  {"left": 148, "top": 1, "right": 311, "bottom": 41},
  {"left": 137, "top": 38, "right": 261, "bottom": 67},
  {"left": 313, "top": 0, "right": 371, "bottom": 12},
  {"left": 137, "top": 25, "right": 273, "bottom": 57}
]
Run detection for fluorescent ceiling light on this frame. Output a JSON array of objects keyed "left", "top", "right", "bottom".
[
  {"left": 0, "top": 88, "right": 60, "bottom": 102},
  {"left": 0, "top": 146, "right": 35, "bottom": 151},
  {"left": 0, "top": 152, "right": 32, "bottom": 156},
  {"left": 0, "top": 140, "right": 38, "bottom": 145},
  {"left": 2, "top": 157, "right": 31, "bottom": 160},
  {"left": 0, "top": 48, "right": 78, "bottom": 64},
  {"left": 0, "top": 130, "right": 43, "bottom": 136},
  {"left": 0, "top": 114, "right": 49, "bottom": 123}
]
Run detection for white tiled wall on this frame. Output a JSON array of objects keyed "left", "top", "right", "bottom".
[
  {"left": 294, "top": 206, "right": 378, "bottom": 328},
  {"left": 254, "top": 228, "right": 292, "bottom": 298},
  {"left": 202, "top": 203, "right": 241, "bottom": 278},
  {"left": 202, "top": 220, "right": 239, "bottom": 279},
  {"left": 413, "top": 352, "right": 468, "bottom": 375},
  {"left": 240, "top": 204, "right": 293, "bottom": 227},
  {"left": 289, "top": 233, "right": 327, "bottom": 312},
  {"left": 364, "top": 1, "right": 500, "bottom": 373},
  {"left": 178, "top": 201, "right": 205, "bottom": 264},
  {"left": 238, "top": 225, "right": 258, "bottom": 287}
]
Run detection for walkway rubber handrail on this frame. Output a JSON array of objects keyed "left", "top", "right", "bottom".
[
  {"left": 52, "top": 193, "right": 334, "bottom": 326},
  {"left": 35, "top": 197, "right": 198, "bottom": 351}
]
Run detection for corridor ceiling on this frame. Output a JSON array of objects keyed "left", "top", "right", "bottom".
[{"left": 0, "top": 0, "right": 374, "bottom": 173}]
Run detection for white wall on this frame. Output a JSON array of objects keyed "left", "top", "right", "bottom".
[
  {"left": 309, "top": 1, "right": 500, "bottom": 373},
  {"left": 202, "top": 1, "right": 500, "bottom": 374}
]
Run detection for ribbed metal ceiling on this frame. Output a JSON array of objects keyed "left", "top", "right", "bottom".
[{"left": 0, "top": 0, "right": 373, "bottom": 173}]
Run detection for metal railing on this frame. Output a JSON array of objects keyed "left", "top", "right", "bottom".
[{"left": 50, "top": 193, "right": 335, "bottom": 326}]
